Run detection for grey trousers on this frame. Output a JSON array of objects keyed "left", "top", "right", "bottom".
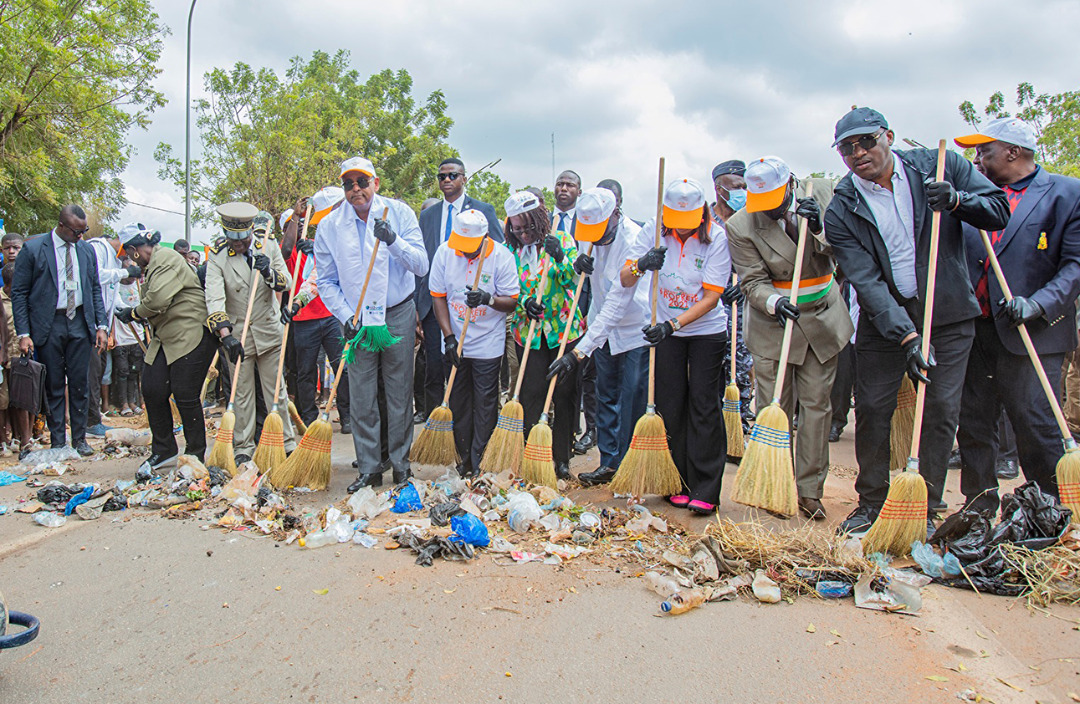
[{"left": 348, "top": 298, "right": 416, "bottom": 476}]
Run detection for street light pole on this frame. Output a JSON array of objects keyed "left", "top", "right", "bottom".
[{"left": 184, "top": 0, "right": 198, "bottom": 243}]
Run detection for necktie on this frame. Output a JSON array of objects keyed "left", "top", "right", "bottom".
[
  {"left": 557, "top": 213, "right": 567, "bottom": 234},
  {"left": 64, "top": 243, "right": 76, "bottom": 319},
  {"left": 444, "top": 203, "right": 454, "bottom": 241}
]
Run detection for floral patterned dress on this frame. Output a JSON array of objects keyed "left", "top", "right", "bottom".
[{"left": 506, "top": 227, "right": 585, "bottom": 349}]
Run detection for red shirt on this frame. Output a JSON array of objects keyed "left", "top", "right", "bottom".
[{"left": 286, "top": 250, "right": 332, "bottom": 321}]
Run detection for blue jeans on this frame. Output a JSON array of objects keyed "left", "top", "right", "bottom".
[{"left": 593, "top": 343, "right": 648, "bottom": 468}]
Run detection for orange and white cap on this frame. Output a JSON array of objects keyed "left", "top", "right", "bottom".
[
  {"left": 662, "top": 177, "right": 706, "bottom": 229},
  {"left": 310, "top": 186, "right": 345, "bottom": 225},
  {"left": 954, "top": 117, "right": 1038, "bottom": 151},
  {"left": 278, "top": 208, "right": 295, "bottom": 232},
  {"left": 448, "top": 208, "right": 489, "bottom": 253},
  {"left": 505, "top": 190, "right": 541, "bottom": 218},
  {"left": 339, "top": 156, "right": 377, "bottom": 179},
  {"left": 574, "top": 187, "right": 616, "bottom": 242},
  {"left": 745, "top": 156, "right": 791, "bottom": 213}
]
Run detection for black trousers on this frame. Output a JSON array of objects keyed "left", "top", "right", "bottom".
[
  {"left": 38, "top": 309, "right": 92, "bottom": 447},
  {"left": 517, "top": 338, "right": 580, "bottom": 466},
  {"left": 957, "top": 318, "right": 1063, "bottom": 507},
  {"left": 853, "top": 317, "right": 974, "bottom": 509},
  {"left": 449, "top": 356, "right": 501, "bottom": 472},
  {"left": 293, "top": 315, "right": 349, "bottom": 424},
  {"left": 654, "top": 333, "right": 727, "bottom": 503},
  {"left": 420, "top": 309, "right": 446, "bottom": 416},
  {"left": 830, "top": 342, "right": 856, "bottom": 431},
  {"left": 574, "top": 355, "right": 597, "bottom": 435},
  {"left": 142, "top": 330, "right": 216, "bottom": 460},
  {"left": 87, "top": 347, "right": 106, "bottom": 426},
  {"left": 112, "top": 343, "right": 144, "bottom": 406}
]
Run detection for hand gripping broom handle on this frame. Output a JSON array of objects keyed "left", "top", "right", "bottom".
[
  {"left": 439, "top": 236, "right": 490, "bottom": 407},
  {"left": 511, "top": 252, "right": 553, "bottom": 400},
  {"left": 771, "top": 181, "right": 814, "bottom": 404},
  {"left": 269, "top": 202, "right": 314, "bottom": 409},
  {"left": 907, "top": 140, "right": 948, "bottom": 463},
  {"left": 540, "top": 242, "right": 596, "bottom": 415},
  {"left": 979, "top": 228, "right": 1076, "bottom": 449},
  {"left": 225, "top": 226, "right": 274, "bottom": 409},
  {"left": 647, "top": 157, "right": 666, "bottom": 410},
  {"left": 321, "top": 206, "right": 389, "bottom": 420},
  {"left": 729, "top": 273, "right": 739, "bottom": 385}
]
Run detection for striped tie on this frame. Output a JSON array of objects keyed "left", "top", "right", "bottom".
[{"left": 64, "top": 243, "right": 76, "bottom": 319}]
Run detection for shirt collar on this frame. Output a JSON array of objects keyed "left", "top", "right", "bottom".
[
  {"left": 445, "top": 192, "right": 466, "bottom": 209},
  {"left": 51, "top": 230, "right": 68, "bottom": 249},
  {"left": 1008, "top": 165, "right": 1040, "bottom": 191},
  {"left": 853, "top": 152, "right": 907, "bottom": 193}
]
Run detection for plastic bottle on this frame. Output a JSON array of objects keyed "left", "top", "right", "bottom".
[
  {"left": 302, "top": 530, "right": 336, "bottom": 548},
  {"left": 660, "top": 589, "right": 705, "bottom": 615},
  {"left": 645, "top": 571, "right": 680, "bottom": 598}
]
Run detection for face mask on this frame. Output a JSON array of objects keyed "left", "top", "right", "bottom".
[{"left": 725, "top": 189, "right": 747, "bottom": 212}]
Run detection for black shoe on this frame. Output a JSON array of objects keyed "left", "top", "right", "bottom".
[
  {"left": 234, "top": 453, "right": 252, "bottom": 465},
  {"left": 555, "top": 462, "right": 572, "bottom": 481},
  {"left": 829, "top": 426, "right": 842, "bottom": 443},
  {"left": 339, "top": 418, "right": 351, "bottom": 434},
  {"left": 995, "top": 459, "right": 1019, "bottom": 480},
  {"left": 572, "top": 429, "right": 597, "bottom": 455},
  {"left": 393, "top": 468, "right": 412, "bottom": 484},
  {"left": 798, "top": 497, "right": 827, "bottom": 521},
  {"left": 136, "top": 452, "right": 178, "bottom": 482},
  {"left": 838, "top": 505, "right": 878, "bottom": 535},
  {"left": 578, "top": 466, "right": 616, "bottom": 486},
  {"left": 347, "top": 473, "right": 383, "bottom": 493},
  {"left": 412, "top": 411, "right": 426, "bottom": 425},
  {"left": 947, "top": 448, "right": 962, "bottom": 470},
  {"left": 74, "top": 440, "right": 93, "bottom": 457}
]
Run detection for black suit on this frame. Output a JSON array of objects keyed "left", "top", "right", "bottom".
[
  {"left": 824, "top": 148, "right": 1009, "bottom": 511},
  {"left": 957, "top": 166, "right": 1080, "bottom": 507},
  {"left": 11, "top": 232, "right": 107, "bottom": 446},
  {"left": 415, "top": 196, "right": 503, "bottom": 415}
]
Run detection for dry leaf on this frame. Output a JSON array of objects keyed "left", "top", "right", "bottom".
[
  {"left": 443, "top": 589, "right": 456, "bottom": 594},
  {"left": 925, "top": 675, "right": 949, "bottom": 682},
  {"left": 806, "top": 623, "right": 816, "bottom": 633},
  {"left": 312, "top": 588, "right": 329, "bottom": 595},
  {"left": 568, "top": 587, "right": 577, "bottom": 594},
  {"left": 975, "top": 630, "right": 989, "bottom": 640},
  {"left": 829, "top": 629, "right": 843, "bottom": 638},
  {"left": 995, "top": 678, "right": 1023, "bottom": 692}
]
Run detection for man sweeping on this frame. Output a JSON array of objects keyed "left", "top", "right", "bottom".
[
  {"left": 726, "top": 157, "right": 852, "bottom": 520},
  {"left": 823, "top": 107, "right": 1009, "bottom": 535}
]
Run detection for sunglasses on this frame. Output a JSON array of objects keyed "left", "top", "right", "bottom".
[
  {"left": 342, "top": 176, "right": 372, "bottom": 191},
  {"left": 837, "top": 130, "right": 885, "bottom": 157},
  {"left": 61, "top": 222, "right": 90, "bottom": 236},
  {"left": 436, "top": 172, "right": 463, "bottom": 182},
  {"left": 509, "top": 223, "right": 542, "bottom": 237}
]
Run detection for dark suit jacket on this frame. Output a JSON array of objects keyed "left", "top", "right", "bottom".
[
  {"left": 963, "top": 167, "right": 1080, "bottom": 356},
  {"left": 824, "top": 148, "right": 1010, "bottom": 344},
  {"left": 12, "top": 232, "right": 107, "bottom": 347},
  {"left": 415, "top": 196, "right": 503, "bottom": 319}
]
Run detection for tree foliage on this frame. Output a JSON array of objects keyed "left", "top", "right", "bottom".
[{"left": 0, "top": 0, "right": 167, "bottom": 234}]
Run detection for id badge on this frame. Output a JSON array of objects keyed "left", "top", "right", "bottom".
[{"left": 65, "top": 278, "right": 78, "bottom": 291}]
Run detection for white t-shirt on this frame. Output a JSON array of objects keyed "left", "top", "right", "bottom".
[
  {"left": 113, "top": 282, "right": 145, "bottom": 346},
  {"left": 429, "top": 240, "right": 519, "bottom": 359},
  {"left": 576, "top": 217, "right": 649, "bottom": 357},
  {"left": 638, "top": 218, "right": 731, "bottom": 337}
]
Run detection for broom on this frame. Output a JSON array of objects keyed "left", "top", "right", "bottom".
[
  {"left": 256, "top": 203, "right": 311, "bottom": 475},
  {"left": 610, "top": 157, "right": 683, "bottom": 498},
  {"left": 479, "top": 251, "right": 554, "bottom": 474},
  {"left": 731, "top": 183, "right": 817, "bottom": 517},
  {"left": 890, "top": 376, "right": 916, "bottom": 471},
  {"left": 272, "top": 207, "right": 388, "bottom": 490},
  {"left": 200, "top": 351, "right": 220, "bottom": 404},
  {"left": 862, "top": 140, "right": 949, "bottom": 556},
  {"left": 977, "top": 228, "right": 1080, "bottom": 517},
  {"left": 205, "top": 227, "right": 272, "bottom": 475},
  {"left": 723, "top": 273, "right": 745, "bottom": 461},
  {"left": 410, "top": 235, "right": 491, "bottom": 466},
  {"left": 288, "top": 401, "right": 307, "bottom": 436},
  {"left": 521, "top": 242, "right": 595, "bottom": 489}
]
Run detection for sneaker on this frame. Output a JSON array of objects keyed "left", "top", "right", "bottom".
[
  {"left": 86, "top": 423, "right": 114, "bottom": 438},
  {"left": 838, "top": 505, "right": 878, "bottom": 535}
]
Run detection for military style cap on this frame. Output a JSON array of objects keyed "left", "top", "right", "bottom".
[
  {"left": 252, "top": 209, "right": 273, "bottom": 237},
  {"left": 216, "top": 202, "right": 259, "bottom": 240}
]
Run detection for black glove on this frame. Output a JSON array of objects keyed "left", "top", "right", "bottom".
[
  {"left": 997, "top": 296, "right": 1044, "bottom": 328},
  {"left": 125, "top": 265, "right": 142, "bottom": 278},
  {"left": 642, "top": 320, "right": 675, "bottom": 346},
  {"left": 543, "top": 234, "right": 565, "bottom": 263},
  {"left": 443, "top": 334, "right": 460, "bottom": 368},
  {"left": 465, "top": 287, "right": 492, "bottom": 309},
  {"left": 774, "top": 297, "right": 801, "bottom": 326},
  {"left": 253, "top": 253, "right": 272, "bottom": 279},
  {"left": 523, "top": 297, "right": 545, "bottom": 321},
  {"left": 721, "top": 285, "right": 744, "bottom": 306},
  {"left": 280, "top": 302, "right": 301, "bottom": 325},
  {"left": 636, "top": 246, "right": 667, "bottom": 272},
  {"left": 373, "top": 218, "right": 397, "bottom": 245},
  {"left": 344, "top": 320, "right": 360, "bottom": 340},
  {"left": 573, "top": 252, "right": 594, "bottom": 275},
  {"left": 221, "top": 334, "right": 244, "bottom": 364},
  {"left": 902, "top": 335, "right": 936, "bottom": 385},
  {"left": 795, "top": 197, "right": 822, "bottom": 234},
  {"left": 114, "top": 307, "right": 135, "bottom": 325},
  {"left": 295, "top": 239, "right": 315, "bottom": 255},
  {"left": 546, "top": 352, "right": 578, "bottom": 381},
  {"left": 925, "top": 179, "right": 959, "bottom": 212}
]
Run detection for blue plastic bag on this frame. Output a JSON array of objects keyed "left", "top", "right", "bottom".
[
  {"left": 449, "top": 513, "right": 489, "bottom": 547},
  {"left": 911, "top": 540, "right": 962, "bottom": 578},
  {"left": 64, "top": 486, "right": 94, "bottom": 516},
  {"left": 391, "top": 483, "right": 423, "bottom": 513},
  {"left": 0, "top": 471, "right": 25, "bottom": 487}
]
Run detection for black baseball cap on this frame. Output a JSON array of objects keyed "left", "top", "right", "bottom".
[{"left": 833, "top": 107, "right": 889, "bottom": 147}]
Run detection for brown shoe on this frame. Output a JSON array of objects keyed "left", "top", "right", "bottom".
[{"left": 798, "top": 497, "right": 826, "bottom": 521}]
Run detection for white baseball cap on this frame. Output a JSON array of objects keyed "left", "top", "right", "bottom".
[
  {"left": 955, "top": 117, "right": 1038, "bottom": 152},
  {"left": 310, "top": 186, "right": 345, "bottom": 225},
  {"left": 505, "top": 191, "right": 541, "bottom": 218},
  {"left": 278, "top": 208, "right": 295, "bottom": 232},
  {"left": 574, "top": 187, "right": 616, "bottom": 242},
  {"left": 745, "top": 156, "right": 792, "bottom": 213},
  {"left": 117, "top": 222, "right": 148, "bottom": 246},
  {"left": 662, "top": 178, "right": 706, "bottom": 229},
  {"left": 449, "top": 208, "right": 489, "bottom": 253},
  {"left": 339, "top": 156, "right": 377, "bottom": 179}
]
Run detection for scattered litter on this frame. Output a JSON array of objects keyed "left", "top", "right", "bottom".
[
  {"left": 20, "top": 446, "right": 79, "bottom": 465},
  {"left": 816, "top": 580, "right": 853, "bottom": 598},
  {"left": 391, "top": 482, "right": 424, "bottom": 513},
  {"left": 450, "top": 514, "right": 489, "bottom": 547},
  {"left": 752, "top": 570, "right": 781, "bottom": 603},
  {"left": 661, "top": 589, "right": 705, "bottom": 615},
  {"left": 32, "top": 511, "right": 66, "bottom": 528},
  {"left": 347, "top": 486, "right": 392, "bottom": 520},
  {"left": 104, "top": 427, "right": 152, "bottom": 446},
  {"left": 0, "top": 470, "right": 26, "bottom": 486}
]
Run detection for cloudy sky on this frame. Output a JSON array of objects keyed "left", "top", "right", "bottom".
[{"left": 117, "top": 0, "right": 1080, "bottom": 245}]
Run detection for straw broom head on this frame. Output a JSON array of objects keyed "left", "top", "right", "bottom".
[
  {"left": 271, "top": 417, "right": 333, "bottom": 490},
  {"left": 610, "top": 411, "right": 683, "bottom": 496},
  {"left": 252, "top": 410, "right": 286, "bottom": 475},
  {"left": 890, "top": 376, "right": 916, "bottom": 471},
  {"left": 861, "top": 469, "right": 927, "bottom": 556},
  {"left": 1057, "top": 447, "right": 1080, "bottom": 518},
  {"left": 521, "top": 419, "right": 557, "bottom": 489},
  {"left": 723, "top": 384, "right": 744, "bottom": 460},
  {"left": 409, "top": 405, "right": 459, "bottom": 466},
  {"left": 288, "top": 400, "right": 307, "bottom": 436},
  {"left": 480, "top": 399, "right": 524, "bottom": 473},
  {"left": 206, "top": 409, "right": 237, "bottom": 476},
  {"left": 730, "top": 403, "right": 798, "bottom": 517}
]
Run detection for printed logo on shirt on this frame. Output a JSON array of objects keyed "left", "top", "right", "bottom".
[
  {"left": 661, "top": 287, "right": 698, "bottom": 311},
  {"left": 450, "top": 300, "right": 488, "bottom": 322},
  {"left": 481, "top": 272, "right": 491, "bottom": 285},
  {"left": 693, "top": 255, "right": 704, "bottom": 271}
]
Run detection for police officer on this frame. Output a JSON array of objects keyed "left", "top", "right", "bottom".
[{"left": 204, "top": 202, "right": 296, "bottom": 463}]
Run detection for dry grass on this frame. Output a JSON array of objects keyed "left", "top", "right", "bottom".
[{"left": 999, "top": 543, "right": 1080, "bottom": 607}]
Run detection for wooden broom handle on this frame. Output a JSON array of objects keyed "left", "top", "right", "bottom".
[
  {"left": 729, "top": 273, "right": 739, "bottom": 385},
  {"left": 511, "top": 253, "right": 553, "bottom": 399},
  {"left": 540, "top": 242, "right": 595, "bottom": 414},
  {"left": 270, "top": 202, "right": 314, "bottom": 406},
  {"left": 125, "top": 322, "right": 147, "bottom": 354},
  {"left": 439, "top": 236, "right": 491, "bottom": 407},
  {"left": 979, "top": 228, "right": 1073, "bottom": 443},
  {"left": 225, "top": 226, "right": 273, "bottom": 407},
  {"left": 647, "top": 157, "right": 666, "bottom": 408},
  {"left": 771, "top": 181, "right": 814, "bottom": 403},
  {"left": 908, "top": 140, "right": 948, "bottom": 459},
  {"left": 201, "top": 351, "right": 220, "bottom": 403}
]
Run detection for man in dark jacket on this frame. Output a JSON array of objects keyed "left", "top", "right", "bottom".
[
  {"left": 953, "top": 117, "right": 1080, "bottom": 510},
  {"left": 823, "top": 107, "right": 1010, "bottom": 534}
]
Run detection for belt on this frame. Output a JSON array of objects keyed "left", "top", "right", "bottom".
[
  {"left": 54, "top": 306, "right": 82, "bottom": 316},
  {"left": 772, "top": 274, "right": 833, "bottom": 304}
]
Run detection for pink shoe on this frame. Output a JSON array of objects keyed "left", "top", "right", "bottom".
[
  {"left": 667, "top": 494, "right": 690, "bottom": 507},
  {"left": 687, "top": 499, "right": 716, "bottom": 514}
]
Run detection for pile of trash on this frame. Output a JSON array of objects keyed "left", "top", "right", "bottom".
[{"left": 12, "top": 479, "right": 130, "bottom": 527}]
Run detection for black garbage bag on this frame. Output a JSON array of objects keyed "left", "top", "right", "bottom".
[
  {"left": 428, "top": 501, "right": 465, "bottom": 527},
  {"left": 36, "top": 483, "right": 79, "bottom": 506},
  {"left": 207, "top": 465, "right": 231, "bottom": 487},
  {"left": 102, "top": 493, "right": 128, "bottom": 512},
  {"left": 397, "top": 531, "right": 475, "bottom": 567}
]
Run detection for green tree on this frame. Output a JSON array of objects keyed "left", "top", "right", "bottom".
[
  {"left": 156, "top": 51, "right": 457, "bottom": 225},
  {"left": 0, "top": 0, "right": 167, "bottom": 234},
  {"left": 467, "top": 170, "right": 512, "bottom": 219}
]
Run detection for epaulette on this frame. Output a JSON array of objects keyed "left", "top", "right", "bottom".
[{"left": 208, "top": 237, "right": 226, "bottom": 255}]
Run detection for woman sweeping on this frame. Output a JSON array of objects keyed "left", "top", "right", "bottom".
[
  {"left": 630, "top": 178, "right": 731, "bottom": 513},
  {"left": 114, "top": 225, "right": 218, "bottom": 481}
]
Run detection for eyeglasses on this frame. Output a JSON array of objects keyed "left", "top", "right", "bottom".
[
  {"left": 837, "top": 130, "right": 885, "bottom": 157},
  {"left": 342, "top": 176, "right": 372, "bottom": 191},
  {"left": 436, "top": 172, "right": 463, "bottom": 182},
  {"left": 509, "top": 223, "right": 542, "bottom": 237},
  {"left": 60, "top": 222, "right": 90, "bottom": 236}
]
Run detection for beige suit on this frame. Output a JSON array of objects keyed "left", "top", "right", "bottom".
[
  {"left": 726, "top": 177, "right": 853, "bottom": 499},
  {"left": 204, "top": 237, "right": 296, "bottom": 457}
]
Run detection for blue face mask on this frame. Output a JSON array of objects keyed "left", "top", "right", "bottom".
[{"left": 725, "top": 188, "right": 747, "bottom": 212}]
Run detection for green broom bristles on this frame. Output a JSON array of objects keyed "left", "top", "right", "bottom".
[
  {"left": 253, "top": 409, "right": 286, "bottom": 475},
  {"left": 723, "top": 384, "right": 744, "bottom": 460},
  {"left": 288, "top": 400, "right": 307, "bottom": 436},
  {"left": 521, "top": 418, "right": 557, "bottom": 489},
  {"left": 861, "top": 467, "right": 927, "bottom": 556},
  {"left": 206, "top": 409, "right": 237, "bottom": 476},
  {"left": 890, "top": 377, "right": 916, "bottom": 471},
  {"left": 410, "top": 405, "right": 458, "bottom": 466},
  {"left": 480, "top": 399, "right": 524, "bottom": 473},
  {"left": 271, "top": 417, "right": 333, "bottom": 490},
  {"left": 610, "top": 411, "right": 683, "bottom": 496},
  {"left": 730, "top": 403, "right": 798, "bottom": 517},
  {"left": 1057, "top": 447, "right": 1080, "bottom": 518},
  {"left": 342, "top": 325, "right": 402, "bottom": 362}
]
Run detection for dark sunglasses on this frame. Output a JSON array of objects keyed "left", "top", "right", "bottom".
[
  {"left": 837, "top": 130, "right": 885, "bottom": 157},
  {"left": 436, "top": 172, "right": 463, "bottom": 182},
  {"left": 509, "top": 223, "right": 542, "bottom": 237},
  {"left": 342, "top": 176, "right": 372, "bottom": 191},
  {"left": 60, "top": 222, "right": 90, "bottom": 236}
]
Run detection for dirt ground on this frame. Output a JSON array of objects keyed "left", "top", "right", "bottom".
[{"left": 1, "top": 411, "right": 1078, "bottom": 703}]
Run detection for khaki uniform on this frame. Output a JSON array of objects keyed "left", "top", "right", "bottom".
[
  {"left": 135, "top": 247, "right": 206, "bottom": 365},
  {"left": 204, "top": 237, "right": 295, "bottom": 456},
  {"left": 726, "top": 177, "right": 853, "bottom": 499}
]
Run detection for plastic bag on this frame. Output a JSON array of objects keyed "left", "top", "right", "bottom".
[
  {"left": 105, "top": 428, "right": 152, "bottom": 446},
  {"left": 37, "top": 482, "right": 79, "bottom": 506},
  {"left": 391, "top": 482, "right": 423, "bottom": 513},
  {"left": 21, "top": 446, "right": 79, "bottom": 465},
  {"left": 63, "top": 486, "right": 94, "bottom": 516},
  {"left": 347, "top": 486, "right": 392, "bottom": 520},
  {"left": 506, "top": 492, "right": 542, "bottom": 533},
  {"left": 911, "top": 541, "right": 962, "bottom": 579},
  {"left": 429, "top": 501, "right": 465, "bottom": 527},
  {"left": 219, "top": 464, "right": 262, "bottom": 503},
  {"left": 0, "top": 471, "right": 25, "bottom": 487},
  {"left": 33, "top": 511, "right": 66, "bottom": 528},
  {"left": 450, "top": 513, "right": 490, "bottom": 547}
]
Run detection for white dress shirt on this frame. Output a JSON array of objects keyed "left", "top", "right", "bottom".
[
  {"left": 553, "top": 208, "right": 575, "bottom": 235},
  {"left": 51, "top": 230, "right": 81, "bottom": 309},
  {"left": 88, "top": 237, "right": 125, "bottom": 320},
  {"left": 853, "top": 153, "right": 918, "bottom": 298},
  {"left": 439, "top": 191, "right": 467, "bottom": 243},
  {"left": 576, "top": 217, "right": 649, "bottom": 356}
]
